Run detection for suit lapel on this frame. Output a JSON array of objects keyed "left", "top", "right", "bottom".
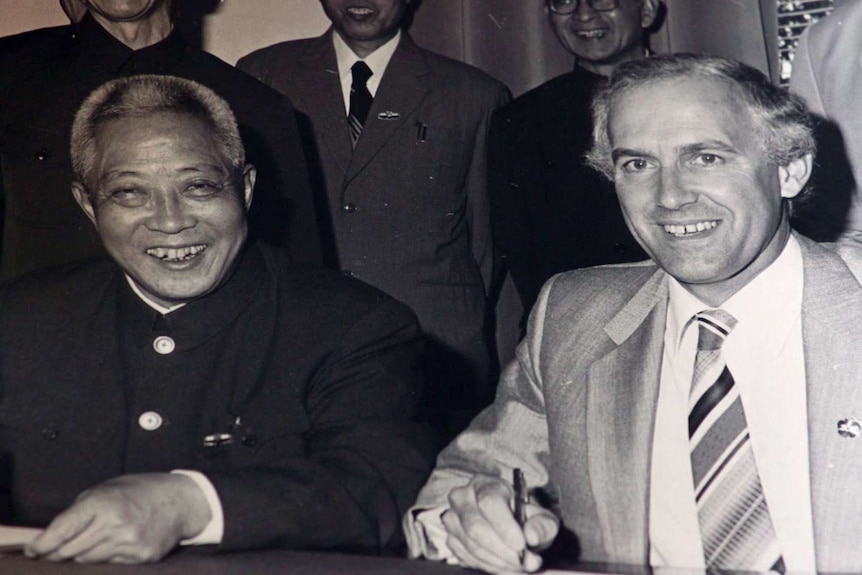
[
  {"left": 344, "top": 34, "right": 430, "bottom": 187},
  {"left": 586, "top": 269, "right": 668, "bottom": 563},
  {"left": 799, "top": 237, "right": 862, "bottom": 572},
  {"left": 296, "top": 32, "right": 353, "bottom": 180}
]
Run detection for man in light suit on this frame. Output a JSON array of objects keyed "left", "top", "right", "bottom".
[
  {"left": 790, "top": 0, "right": 862, "bottom": 242},
  {"left": 237, "top": 0, "right": 510, "bottom": 437},
  {"left": 405, "top": 54, "right": 862, "bottom": 573}
]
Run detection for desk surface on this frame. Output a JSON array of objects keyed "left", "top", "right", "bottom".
[{"left": 0, "top": 549, "right": 482, "bottom": 575}]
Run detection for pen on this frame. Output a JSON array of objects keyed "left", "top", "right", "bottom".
[{"left": 513, "top": 468, "right": 528, "bottom": 563}]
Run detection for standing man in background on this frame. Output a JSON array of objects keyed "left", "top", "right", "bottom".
[
  {"left": 489, "top": 0, "right": 658, "bottom": 328},
  {"left": 790, "top": 0, "right": 861, "bottom": 243},
  {"left": 239, "top": 0, "right": 510, "bottom": 438},
  {"left": 0, "top": 0, "right": 322, "bottom": 278}
]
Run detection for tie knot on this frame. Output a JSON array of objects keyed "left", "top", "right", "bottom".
[
  {"left": 695, "top": 309, "right": 736, "bottom": 351},
  {"left": 351, "top": 61, "right": 373, "bottom": 87}
]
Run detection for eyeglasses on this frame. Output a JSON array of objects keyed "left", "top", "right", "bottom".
[{"left": 548, "top": 0, "right": 621, "bottom": 15}]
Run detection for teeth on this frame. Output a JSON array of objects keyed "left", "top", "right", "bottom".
[
  {"left": 576, "top": 30, "right": 607, "bottom": 38},
  {"left": 347, "top": 7, "right": 374, "bottom": 15},
  {"left": 663, "top": 221, "right": 718, "bottom": 237},
  {"left": 146, "top": 244, "right": 207, "bottom": 261}
]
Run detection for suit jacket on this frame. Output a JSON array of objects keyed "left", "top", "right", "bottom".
[
  {"left": 0, "top": 243, "right": 438, "bottom": 553},
  {"left": 790, "top": 1, "right": 862, "bottom": 240},
  {"left": 0, "top": 14, "right": 322, "bottom": 279},
  {"left": 488, "top": 65, "right": 646, "bottom": 324},
  {"left": 406, "top": 234, "right": 862, "bottom": 572},
  {"left": 238, "top": 32, "right": 511, "bottom": 419}
]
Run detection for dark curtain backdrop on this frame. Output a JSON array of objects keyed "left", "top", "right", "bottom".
[{"left": 406, "top": 0, "right": 784, "bottom": 97}]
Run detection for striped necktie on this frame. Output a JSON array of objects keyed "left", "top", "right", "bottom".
[
  {"left": 688, "top": 309, "right": 785, "bottom": 572},
  {"left": 348, "top": 61, "right": 373, "bottom": 147}
]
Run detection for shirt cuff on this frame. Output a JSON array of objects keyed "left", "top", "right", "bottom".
[
  {"left": 413, "top": 507, "right": 460, "bottom": 565},
  {"left": 170, "top": 469, "right": 224, "bottom": 546}
]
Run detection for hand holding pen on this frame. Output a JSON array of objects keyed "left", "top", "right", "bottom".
[{"left": 442, "top": 470, "right": 560, "bottom": 573}]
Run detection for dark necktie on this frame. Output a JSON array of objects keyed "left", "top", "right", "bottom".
[
  {"left": 688, "top": 309, "right": 785, "bottom": 572},
  {"left": 348, "top": 61, "right": 373, "bottom": 147}
]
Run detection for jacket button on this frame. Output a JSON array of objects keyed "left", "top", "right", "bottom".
[
  {"left": 41, "top": 427, "right": 59, "bottom": 441},
  {"left": 153, "top": 336, "right": 175, "bottom": 355},
  {"left": 138, "top": 411, "right": 163, "bottom": 431},
  {"left": 343, "top": 203, "right": 356, "bottom": 213},
  {"left": 241, "top": 434, "right": 258, "bottom": 447},
  {"left": 35, "top": 149, "right": 49, "bottom": 161}
]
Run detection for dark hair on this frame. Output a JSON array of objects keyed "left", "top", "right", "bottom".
[{"left": 586, "top": 53, "right": 816, "bottom": 181}]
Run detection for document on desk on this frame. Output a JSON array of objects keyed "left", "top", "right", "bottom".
[{"left": 0, "top": 525, "right": 41, "bottom": 553}]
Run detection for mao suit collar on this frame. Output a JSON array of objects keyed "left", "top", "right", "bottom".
[
  {"left": 73, "top": 12, "right": 186, "bottom": 75},
  {"left": 119, "top": 242, "right": 268, "bottom": 352}
]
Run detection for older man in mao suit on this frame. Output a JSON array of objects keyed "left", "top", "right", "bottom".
[
  {"left": 405, "top": 54, "right": 862, "bottom": 574},
  {"left": 238, "top": 0, "right": 510, "bottom": 436}
]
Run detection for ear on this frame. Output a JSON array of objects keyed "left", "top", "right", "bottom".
[
  {"left": 241, "top": 164, "right": 256, "bottom": 210},
  {"left": 72, "top": 182, "right": 99, "bottom": 229},
  {"left": 641, "top": 0, "right": 659, "bottom": 28},
  {"left": 778, "top": 153, "right": 813, "bottom": 199}
]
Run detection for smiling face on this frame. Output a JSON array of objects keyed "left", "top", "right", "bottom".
[
  {"left": 608, "top": 76, "right": 810, "bottom": 305},
  {"left": 73, "top": 112, "right": 254, "bottom": 308},
  {"left": 548, "top": 0, "right": 657, "bottom": 77},
  {"left": 320, "top": 0, "right": 409, "bottom": 58}
]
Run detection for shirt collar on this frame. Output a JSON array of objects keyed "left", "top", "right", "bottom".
[
  {"left": 125, "top": 274, "right": 185, "bottom": 315},
  {"left": 667, "top": 234, "right": 804, "bottom": 355},
  {"left": 332, "top": 28, "right": 401, "bottom": 82}
]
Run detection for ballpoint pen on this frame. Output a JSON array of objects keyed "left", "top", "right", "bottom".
[{"left": 513, "top": 468, "right": 528, "bottom": 564}]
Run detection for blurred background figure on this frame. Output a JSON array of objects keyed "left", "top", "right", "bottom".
[
  {"left": 0, "top": 0, "right": 322, "bottom": 279},
  {"left": 790, "top": 0, "right": 861, "bottom": 243},
  {"left": 489, "top": 0, "right": 658, "bottom": 332}
]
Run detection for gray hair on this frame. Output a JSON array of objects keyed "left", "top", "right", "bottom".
[
  {"left": 70, "top": 74, "right": 244, "bottom": 189},
  {"left": 586, "top": 53, "right": 816, "bottom": 181}
]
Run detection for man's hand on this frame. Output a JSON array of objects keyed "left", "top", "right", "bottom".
[
  {"left": 25, "top": 473, "right": 211, "bottom": 564},
  {"left": 442, "top": 474, "right": 559, "bottom": 573}
]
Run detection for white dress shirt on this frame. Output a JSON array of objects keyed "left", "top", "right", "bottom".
[
  {"left": 649, "top": 235, "right": 815, "bottom": 571},
  {"left": 125, "top": 276, "right": 225, "bottom": 546},
  {"left": 332, "top": 29, "right": 401, "bottom": 115}
]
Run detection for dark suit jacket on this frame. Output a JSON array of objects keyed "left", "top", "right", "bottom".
[
  {"left": 239, "top": 32, "right": 511, "bottom": 421},
  {"left": 0, "top": 243, "right": 438, "bottom": 553},
  {"left": 408, "top": 234, "right": 862, "bottom": 572},
  {"left": 0, "top": 14, "right": 322, "bottom": 278},
  {"left": 488, "top": 65, "right": 647, "bottom": 324}
]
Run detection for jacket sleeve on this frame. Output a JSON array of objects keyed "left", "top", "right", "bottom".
[
  {"left": 404, "top": 275, "right": 556, "bottom": 558},
  {"left": 466, "top": 83, "right": 512, "bottom": 296},
  {"left": 208, "top": 296, "right": 439, "bottom": 553}
]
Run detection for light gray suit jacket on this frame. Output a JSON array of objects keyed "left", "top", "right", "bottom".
[
  {"left": 239, "top": 31, "right": 510, "bottom": 412},
  {"left": 406, "top": 235, "right": 862, "bottom": 572}
]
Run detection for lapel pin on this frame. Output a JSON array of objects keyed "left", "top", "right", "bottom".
[
  {"left": 837, "top": 417, "right": 862, "bottom": 438},
  {"left": 377, "top": 111, "right": 400, "bottom": 120}
]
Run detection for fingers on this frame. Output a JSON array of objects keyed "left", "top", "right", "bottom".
[
  {"left": 25, "top": 473, "right": 192, "bottom": 564},
  {"left": 443, "top": 476, "right": 529, "bottom": 572},
  {"left": 523, "top": 505, "right": 560, "bottom": 551},
  {"left": 26, "top": 505, "right": 98, "bottom": 560}
]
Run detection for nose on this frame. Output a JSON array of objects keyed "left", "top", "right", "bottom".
[
  {"left": 656, "top": 167, "right": 697, "bottom": 210},
  {"left": 574, "top": 0, "right": 598, "bottom": 20},
  {"left": 145, "top": 191, "right": 196, "bottom": 233}
]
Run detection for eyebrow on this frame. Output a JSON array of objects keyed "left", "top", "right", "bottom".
[{"left": 611, "top": 140, "right": 738, "bottom": 162}]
